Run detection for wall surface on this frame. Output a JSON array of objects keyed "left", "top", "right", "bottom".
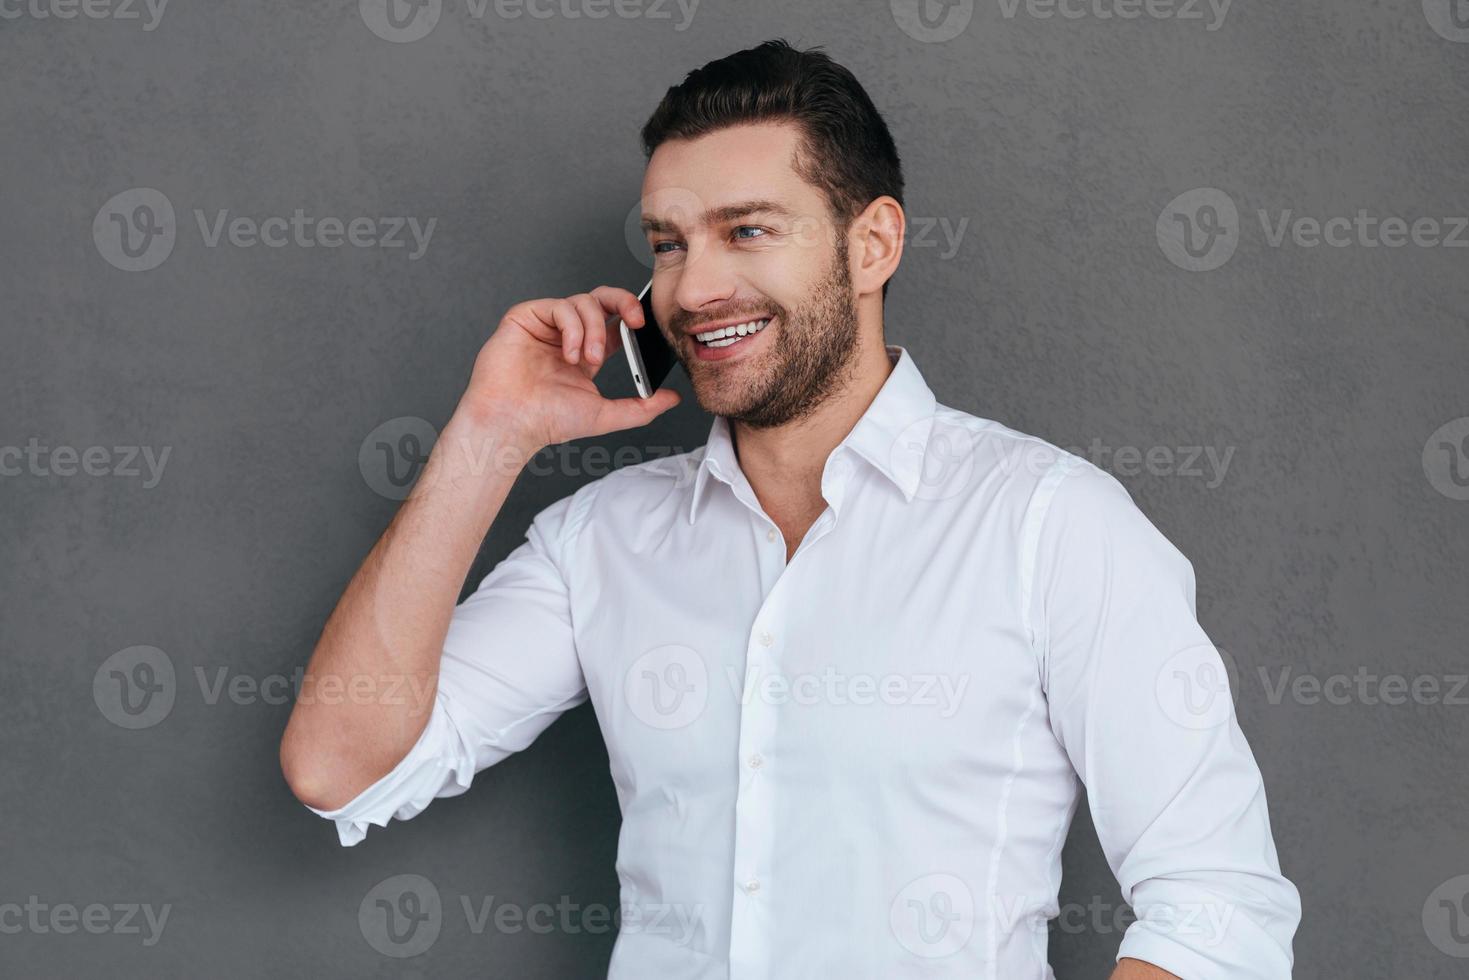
[{"left": 3, "top": 1, "right": 1468, "bottom": 976}]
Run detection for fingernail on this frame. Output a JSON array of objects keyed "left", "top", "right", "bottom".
[{"left": 588, "top": 343, "right": 603, "bottom": 360}]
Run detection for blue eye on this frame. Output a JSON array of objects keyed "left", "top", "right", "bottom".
[{"left": 651, "top": 227, "right": 767, "bottom": 256}]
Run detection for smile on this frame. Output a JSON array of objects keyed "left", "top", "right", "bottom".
[{"left": 694, "top": 318, "right": 771, "bottom": 348}]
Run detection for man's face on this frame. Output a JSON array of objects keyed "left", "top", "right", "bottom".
[{"left": 640, "top": 122, "right": 861, "bottom": 428}]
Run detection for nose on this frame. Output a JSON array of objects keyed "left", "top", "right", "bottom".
[{"left": 670, "top": 237, "right": 742, "bottom": 322}]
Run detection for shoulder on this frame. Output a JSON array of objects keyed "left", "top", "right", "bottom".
[
  {"left": 525, "top": 444, "right": 706, "bottom": 548},
  {"left": 582, "top": 444, "right": 704, "bottom": 510},
  {"left": 995, "top": 422, "right": 1193, "bottom": 599},
  {"left": 919, "top": 402, "right": 1176, "bottom": 568},
  {"left": 920, "top": 401, "right": 1105, "bottom": 509}
]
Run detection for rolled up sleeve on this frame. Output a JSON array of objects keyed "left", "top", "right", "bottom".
[
  {"left": 304, "top": 486, "right": 591, "bottom": 846},
  {"left": 1028, "top": 458, "right": 1301, "bottom": 978}
]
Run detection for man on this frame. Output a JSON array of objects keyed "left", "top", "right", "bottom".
[{"left": 280, "top": 39, "right": 1300, "bottom": 979}]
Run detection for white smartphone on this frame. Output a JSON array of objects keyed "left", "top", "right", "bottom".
[{"left": 620, "top": 278, "right": 677, "bottom": 398}]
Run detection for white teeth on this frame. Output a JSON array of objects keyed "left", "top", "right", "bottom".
[{"left": 695, "top": 318, "right": 770, "bottom": 344}]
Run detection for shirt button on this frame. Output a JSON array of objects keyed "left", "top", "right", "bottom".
[
  {"left": 744, "top": 878, "right": 761, "bottom": 894},
  {"left": 758, "top": 630, "right": 774, "bottom": 647},
  {"left": 766, "top": 528, "right": 777, "bottom": 543},
  {"left": 747, "top": 753, "right": 764, "bottom": 769}
]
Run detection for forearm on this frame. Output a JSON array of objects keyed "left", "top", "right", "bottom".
[
  {"left": 1110, "top": 957, "right": 1180, "bottom": 979},
  {"left": 280, "top": 409, "right": 536, "bottom": 810}
]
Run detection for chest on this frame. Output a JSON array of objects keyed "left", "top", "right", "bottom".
[
  {"left": 758, "top": 491, "right": 828, "bottom": 564},
  {"left": 568, "top": 505, "right": 1040, "bottom": 802}
]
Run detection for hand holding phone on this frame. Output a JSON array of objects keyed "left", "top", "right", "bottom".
[{"left": 453, "top": 286, "right": 681, "bottom": 454}]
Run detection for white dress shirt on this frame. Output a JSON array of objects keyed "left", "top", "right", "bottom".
[{"left": 307, "top": 345, "right": 1301, "bottom": 979}]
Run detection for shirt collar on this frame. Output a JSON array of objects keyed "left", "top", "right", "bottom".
[{"left": 687, "top": 344, "right": 938, "bottom": 525}]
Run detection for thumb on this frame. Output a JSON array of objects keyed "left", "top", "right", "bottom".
[{"left": 588, "top": 388, "right": 682, "bottom": 437}]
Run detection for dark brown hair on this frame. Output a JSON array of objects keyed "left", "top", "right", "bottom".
[{"left": 640, "top": 39, "right": 905, "bottom": 301}]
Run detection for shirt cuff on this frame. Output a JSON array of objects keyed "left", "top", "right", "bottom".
[
  {"left": 1118, "top": 923, "right": 1230, "bottom": 979},
  {"left": 300, "top": 706, "right": 473, "bottom": 847},
  {"left": 1116, "top": 905, "right": 1295, "bottom": 980}
]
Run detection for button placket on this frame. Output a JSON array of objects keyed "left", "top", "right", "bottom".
[{"left": 727, "top": 575, "right": 783, "bottom": 980}]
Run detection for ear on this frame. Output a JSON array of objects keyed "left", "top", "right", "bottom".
[{"left": 849, "top": 196, "right": 905, "bottom": 300}]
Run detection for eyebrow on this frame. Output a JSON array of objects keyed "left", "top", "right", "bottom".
[{"left": 640, "top": 199, "right": 796, "bottom": 235}]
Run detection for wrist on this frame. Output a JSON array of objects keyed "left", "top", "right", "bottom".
[{"left": 438, "top": 407, "right": 541, "bottom": 481}]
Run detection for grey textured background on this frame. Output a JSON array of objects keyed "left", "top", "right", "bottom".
[{"left": 3, "top": 1, "right": 1468, "bottom": 976}]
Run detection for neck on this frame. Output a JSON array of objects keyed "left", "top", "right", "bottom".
[{"left": 729, "top": 331, "right": 894, "bottom": 531}]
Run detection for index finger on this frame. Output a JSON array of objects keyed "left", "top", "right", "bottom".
[{"left": 590, "top": 285, "right": 644, "bottom": 329}]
